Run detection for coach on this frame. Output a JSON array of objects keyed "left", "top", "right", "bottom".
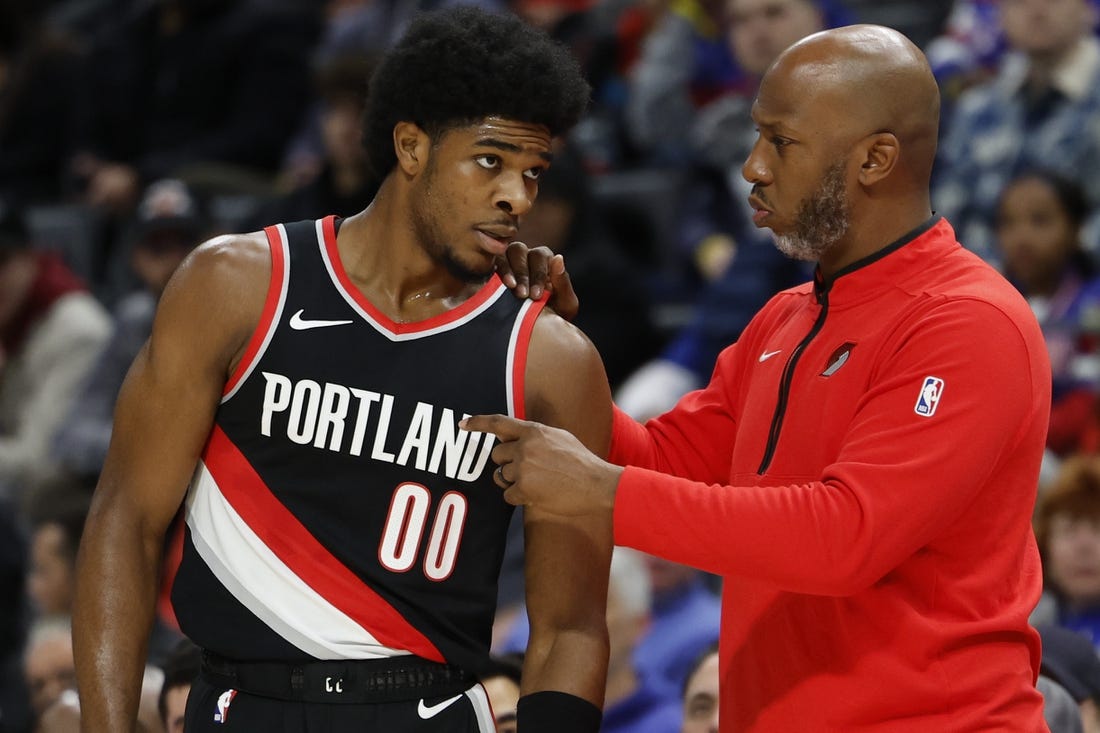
[{"left": 470, "top": 23, "right": 1052, "bottom": 732}]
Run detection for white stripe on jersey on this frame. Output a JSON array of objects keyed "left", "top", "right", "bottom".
[
  {"left": 223, "top": 224, "right": 291, "bottom": 403},
  {"left": 464, "top": 683, "right": 497, "bottom": 733},
  {"left": 185, "top": 462, "right": 411, "bottom": 660},
  {"left": 315, "top": 218, "right": 508, "bottom": 341}
]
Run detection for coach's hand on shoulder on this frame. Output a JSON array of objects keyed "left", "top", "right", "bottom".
[{"left": 495, "top": 241, "right": 579, "bottom": 321}]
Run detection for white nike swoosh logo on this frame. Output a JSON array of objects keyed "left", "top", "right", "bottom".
[
  {"left": 759, "top": 349, "right": 783, "bottom": 362},
  {"left": 417, "top": 694, "right": 463, "bottom": 719},
  {"left": 288, "top": 309, "right": 354, "bottom": 330}
]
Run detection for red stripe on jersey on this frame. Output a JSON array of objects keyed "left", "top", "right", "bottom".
[
  {"left": 321, "top": 215, "right": 504, "bottom": 335},
  {"left": 203, "top": 425, "right": 445, "bottom": 662},
  {"left": 223, "top": 227, "right": 287, "bottom": 396},
  {"left": 511, "top": 299, "right": 546, "bottom": 420}
]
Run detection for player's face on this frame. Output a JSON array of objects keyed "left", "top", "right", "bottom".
[
  {"left": 742, "top": 75, "right": 852, "bottom": 262},
  {"left": 996, "top": 177, "right": 1078, "bottom": 293},
  {"left": 409, "top": 118, "right": 552, "bottom": 283},
  {"left": 681, "top": 652, "right": 720, "bottom": 733}
]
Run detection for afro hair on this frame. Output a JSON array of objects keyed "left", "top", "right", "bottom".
[{"left": 362, "top": 6, "right": 590, "bottom": 185}]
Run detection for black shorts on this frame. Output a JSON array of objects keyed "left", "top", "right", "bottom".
[{"left": 184, "top": 654, "right": 495, "bottom": 732}]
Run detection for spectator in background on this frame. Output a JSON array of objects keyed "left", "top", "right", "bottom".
[
  {"left": 23, "top": 618, "right": 75, "bottom": 723},
  {"left": 679, "top": 0, "right": 837, "bottom": 280},
  {"left": 616, "top": 0, "right": 834, "bottom": 419},
  {"left": 1034, "top": 456, "right": 1100, "bottom": 647},
  {"left": 53, "top": 179, "right": 208, "bottom": 480},
  {"left": 1040, "top": 672, "right": 1087, "bottom": 733},
  {"left": 255, "top": 53, "right": 380, "bottom": 228},
  {"left": 680, "top": 644, "right": 719, "bottom": 733},
  {"left": 992, "top": 171, "right": 1100, "bottom": 458},
  {"left": 623, "top": 0, "right": 742, "bottom": 165},
  {"left": 25, "top": 481, "right": 91, "bottom": 622},
  {"left": 600, "top": 548, "right": 682, "bottom": 733},
  {"left": 933, "top": 0, "right": 1100, "bottom": 264},
  {"left": 632, "top": 555, "right": 719, "bottom": 693},
  {"left": 157, "top": 638, "right": 201, "bottom": 733},
  {"left": 479, "top": 652, "right": 524, "bottom": 733},
  {"left": 1039, "top": 623, "right": 1100, "bottom": 733},
  {"left": 517, "top": 146, "right": 663, "bottom": 388},
  {"left": 0, "top": 206, "right": 111, "bottom": 503},
  {"left": 0, "top": 500, "right": 30, "bottom": 733},
  {"left": 924, "top": 0, "right": 1005, "bottom": 126},
  {"left": 68, "top": 0, "right": 320, "bottom": 218},
  {"left": 0, "top": 1, "right": 81, "bottom": 212}
]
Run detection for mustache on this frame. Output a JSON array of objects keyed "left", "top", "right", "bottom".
[{"left": 750, "top": 186, "right": 769, "bottom": 206}]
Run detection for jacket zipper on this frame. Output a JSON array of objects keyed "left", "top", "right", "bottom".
[{"left": 757, "top": 286, "right": 831, "bottom": 474}]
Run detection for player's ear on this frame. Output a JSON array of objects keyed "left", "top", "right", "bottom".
[
  {"left": 394, "top": 122, "right": 430, "bottom": 176},
  {"left": 856, "top": 131, "right": 899, "bottom": 187}
]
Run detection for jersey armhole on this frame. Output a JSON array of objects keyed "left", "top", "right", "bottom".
[
  {"left": 506, "top": 298, "right": 547, "bottom": 420},
  {"left": 221, "top": 224, "right": 290, "bottom": 401}
]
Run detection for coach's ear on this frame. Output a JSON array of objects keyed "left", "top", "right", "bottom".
[
  {"left": 856, "top": 131, "right": 899, "bottom": 188},
  {"left": 394, "top": 122, "right": 430, "bottom": 177}
]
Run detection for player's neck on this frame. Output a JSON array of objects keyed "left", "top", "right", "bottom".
[{"left": 337, "top": 198, "right": 482, "bottom": 322}]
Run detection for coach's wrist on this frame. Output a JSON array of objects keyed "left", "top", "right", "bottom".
[{"left": 515, "top": 691, "right": 601, "bottom": 733}]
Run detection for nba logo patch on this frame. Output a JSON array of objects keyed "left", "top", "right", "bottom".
[
  {"left": 214, "top": 689, "right": 237, "bottom": 724},
  {"left": 914, "top": 376, "right": 944, "bottom": 417}
]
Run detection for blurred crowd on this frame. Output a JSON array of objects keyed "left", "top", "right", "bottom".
[{"left": 6, "top": 0, "right": 1100, "bottom": 731}]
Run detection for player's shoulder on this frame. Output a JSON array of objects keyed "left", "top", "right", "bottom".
[
  {"left": 524, "top": 306, "right": 610, "bottom": 410},
  {"left": 529, "top": 306, "right": 599, "bottom": 357},
  {"left": 156, "top": 230, "right": 273, "bottom": 340},
  {"left": 168, "top": 230, "right": 272, "bottom": 299},
  {"left": 187, "top": 230, "right": 270, "bottom": 276}
]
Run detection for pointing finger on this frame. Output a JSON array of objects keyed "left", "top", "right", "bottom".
[{"left": 461, "top": 414, "right": 530, "bottom": 440}]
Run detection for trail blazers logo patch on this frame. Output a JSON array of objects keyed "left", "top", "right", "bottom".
[
  {"left": 914, "top": 376, "right": 945, "bottom": 417},
  {"left": 821, "top": 342, "right": 856, "bottom": 376}
]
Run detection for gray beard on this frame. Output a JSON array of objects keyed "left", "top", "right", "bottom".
[{"left": 773, "top": 161, "right": 851, "bottom": 262}]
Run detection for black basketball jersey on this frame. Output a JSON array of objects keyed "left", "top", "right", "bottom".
[{"left": 172, "top": 216, "right": 544, "bottom": 675}]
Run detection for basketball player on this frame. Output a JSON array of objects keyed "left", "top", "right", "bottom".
[{"left": 73, "top": 8, "right": 612, "bottom": 732}]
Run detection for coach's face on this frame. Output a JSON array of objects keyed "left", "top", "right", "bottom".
[
  {"left": 742, "top": 58, "right": 854, "bottom": 262},
  {"left": 404, "top": 117, "right": 552, "bottom": 283}
]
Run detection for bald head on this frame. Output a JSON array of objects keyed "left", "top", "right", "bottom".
[
  {"left": 764, "top": 24, "right": 940, "bottom": 184},
  {"left": 743, "top": 24, "right": 939, "bottom": 271}
]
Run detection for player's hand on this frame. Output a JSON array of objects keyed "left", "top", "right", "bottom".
[
  {"left": 494, "top": 241, "right": 579, "bottom": 322},
  {"left": 461, "top": 414, "right": 620, "bottom": 516}
]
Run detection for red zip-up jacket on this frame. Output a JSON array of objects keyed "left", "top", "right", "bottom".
[{"left": 610, "top": 218, "right": 1050, "bottom": 732}]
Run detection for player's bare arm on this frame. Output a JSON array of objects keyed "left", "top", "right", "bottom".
[
  {"left": 519, "top": 309, "right": 613, "bottom": 710},
  {"left": 73, "top": 233, "right": 270, "bottom": 732}
]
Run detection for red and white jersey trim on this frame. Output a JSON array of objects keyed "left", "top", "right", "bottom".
[
  {"left": 465, "top": 683, "right": 495, "bottom": 732},
  {"left": 222, "top": 224, "right": 291, "bottom": 401},
  {"left": 315, "top": 217, "right": 508, "bottom": 341},
  {"left": 506, "top": 299, "right": 542, "bottom": 420}
]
